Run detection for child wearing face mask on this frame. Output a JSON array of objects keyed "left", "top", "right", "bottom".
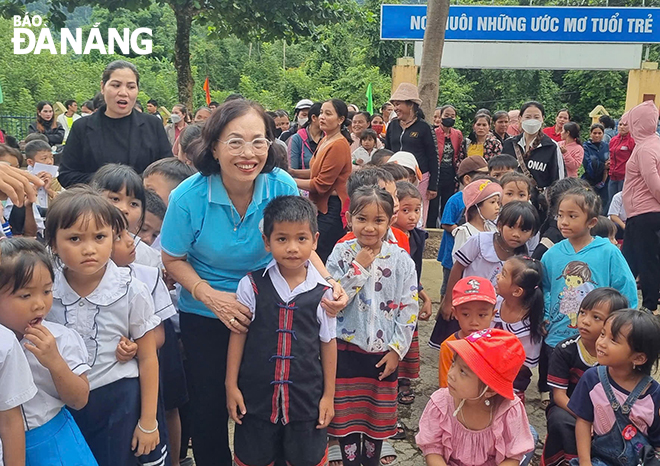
[
  {"left": 452, "top": 180, "right": 502, "bottom": 255},
  {"left": 501, "top": 101, "right": 566, "bottom": 190}
]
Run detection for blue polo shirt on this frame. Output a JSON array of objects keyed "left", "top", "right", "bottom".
[
  {"left": 160, "top": 168, "right": 299, "bottom": 318},
  {"left": 436, "top": 191, "right": 465, "bottom": 269}
]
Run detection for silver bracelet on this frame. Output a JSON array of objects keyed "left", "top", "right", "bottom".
[{"left": 137, "top": 420, "right": 158, "bottom": 434}]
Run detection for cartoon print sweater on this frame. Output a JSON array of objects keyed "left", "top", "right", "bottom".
[
  {"left": 541, "top": 236, "right": 637, "bottom": 348},
  {"left": 326, "top": 239, "right": 419, "bottom": 359}
]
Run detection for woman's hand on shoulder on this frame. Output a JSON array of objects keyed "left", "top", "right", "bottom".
[{"left": 198, "top": 285, "right": 252, "bottom": 333}]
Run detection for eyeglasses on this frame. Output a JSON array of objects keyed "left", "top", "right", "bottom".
[{"left": 219, "top": 137, "right": 272, "bottom": 156}]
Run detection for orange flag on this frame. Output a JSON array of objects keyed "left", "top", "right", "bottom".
[{"left": 203, "top": 77, "right": 211, "bottom": 105}]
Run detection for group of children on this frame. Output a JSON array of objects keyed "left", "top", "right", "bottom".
[
  {"left": 0, "top": 153, "right": 195, "bottom": 466},
  {"left": 1, "top": 126, "right": 659, "bottom": 466}
]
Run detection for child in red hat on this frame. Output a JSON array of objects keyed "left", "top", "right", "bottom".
[
  {"left": 417, "top": 328, "right": 535, "bottom": 466},
  {"left": 438, "top": 276, "right": 497, "bottom": 388}
]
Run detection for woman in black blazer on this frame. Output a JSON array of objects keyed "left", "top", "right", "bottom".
[{"left": 59, "top": 60, "right": 171, "bottom": 187}]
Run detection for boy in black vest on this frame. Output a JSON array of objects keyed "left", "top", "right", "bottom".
[{"left": 227, "top": 195, "right": 337, "bottom": 466}]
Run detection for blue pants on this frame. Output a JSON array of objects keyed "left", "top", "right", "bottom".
[
  {"left": 71, "top": 377, "right": 171, "bottom": 466},
  {"left": 26, "top": 408, "right": 97, "bottom": 466}
]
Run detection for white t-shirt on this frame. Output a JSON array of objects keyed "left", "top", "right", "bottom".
[
  {"left": 351, "top": 147, "right": 374, "bottom": 166},
  {"left": 129, "top": 263, "right": 176, "bottom": 322},
  {"left": 0, "top": 324, "right": 37, "bottom": 464},
  {"left": 452, "top": 222, "right": 497, "bottom": 259},
  {"left": 453, "top": 231, "right": 502, "bottom": 288},
  {"left": 236, "top": 259, "right": 336, "bottom": 343},
  {"left": 491, "top": 297, "right": 541, "bottom": 368},
  {"left": 607, "top": 191, "right": 627, "bottom": 222},
  {"left": 21, "top": 321, "right": 90, "bottom": 429},
  {"left": 48, "top": 261, "right": 160, "bottom": 390},
  {"left": 134, "top": 237, "right": 163, "bottom": 268}
]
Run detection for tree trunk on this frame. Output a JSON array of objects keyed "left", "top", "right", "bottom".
[
  {"left": 418, "top": 0, "right": 450, "bottom": 120},
  {"left": 171, "top": 4, "right": 194, "bottom": 110}
]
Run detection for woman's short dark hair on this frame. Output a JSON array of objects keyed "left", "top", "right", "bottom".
[
  {"left": 607, "top": 309, "right": 660, "bottom": 375},
  {"left": 0, "top": 238, "right": 54, "bottom": 294},
  {"left": 101, "top": 60, "right": 140, "bottom": 87},
  {"left": 45, "top": 185, "right": 126, "bottom": 248},
  {"left": 563, "top": 122, "right": 582, "bottom": 145},
  {"left": 439, "top": 105, "right": 456, "bottom": 117},
  {"left": 493, "top": 111, "right": 509, "bottom": 123},
  {"left": 557, "top": 108, "right": 571, "bottom": 120},
  {"left": 498, "top": 201, "right": 540, "bottom": 235},
  {"left": 520, "top": 101, "right": 545, "bottom": 118},
  {"left": 590, "top": 123, "right": 605, "bottom": 133},
  {"left": 190, "top": 99, "right": 277, "bottom": 177}
]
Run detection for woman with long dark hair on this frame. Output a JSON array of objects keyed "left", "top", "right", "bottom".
[{"left": 28, "top": 101, "right": 64, "bottom": 146}]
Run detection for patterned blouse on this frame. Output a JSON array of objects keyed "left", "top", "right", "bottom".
[{"left": 326, "top": 239, "right": 419, "bottom": 359}]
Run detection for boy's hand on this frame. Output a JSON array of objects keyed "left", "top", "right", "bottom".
[
  {"left": 355, "top": 246, "right": 376, "bottom": 269},
  {"left": 226, "top": 386, "right": 247, "bottom": 424},
  {"left": 376, "top": 350, "right": 399, "bottom": 380},
  {"left": 36, "top": 172, "right": 52, "bottom": 190},
  {"left": 23, "top": 323, "right": 63, "bottom": 370},
  {"left": 131, "top": 422, "right": 159, "bottom": 457},
  {"left": 419, "top": 297, "right": 432, "bottom": 321},
  {"left": 316, "top": 395, "right": 334, "bottom": 429},
  {"left": 440, "top": 299, "right": 453, "bottom": 321},
  {"left": 116, "top": 336, "right": 138, "bottom": 362}
]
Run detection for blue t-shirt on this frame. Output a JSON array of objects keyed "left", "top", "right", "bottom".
[
  {"left": 160, "top": 168, "right": 299, "bottom": 318},
  {"left": 436, "top": 191, "right": 465, "bottom": 269},
  {"left": 541, "top": 236, "right": 637, "bottom": 348},
  {"left": 569, "top": 366, "right": 660, "bottom": 445}
]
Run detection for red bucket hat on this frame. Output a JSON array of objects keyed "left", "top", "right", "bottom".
[
  {"left": 452, "top": 276, "right": 497, "bottom": 307},
  {"left": 447, "top": 328, "right": 526, "bottom": 400}
]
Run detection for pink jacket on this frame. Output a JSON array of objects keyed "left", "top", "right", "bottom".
[
  {"left": 559, "top": 140, "right": 584, "bottom": 178},
  {"left": 622, "top": 100, "right": 660, "bottom": 218}
]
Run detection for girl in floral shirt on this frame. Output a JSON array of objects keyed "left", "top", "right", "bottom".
[{"left": 327, "top": 185, "right": 419, "bottom": 466}]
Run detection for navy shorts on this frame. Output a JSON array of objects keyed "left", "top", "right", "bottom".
[
  {"left": 234, "top": 415, "right": 328, "bottom": 466},
  {"left": 71, "top": 377, "right": 171, "bottom": 466},
  {"left": 159, "top": 319, "right": 188, "bottom": 411}
]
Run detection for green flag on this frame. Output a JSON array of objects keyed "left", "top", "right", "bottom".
[
  {"left": 0, "top": 83, "right": 4, "bottom": 105},
  {"left": 366, "top": 83, "right": 373, "bottom": 114}
]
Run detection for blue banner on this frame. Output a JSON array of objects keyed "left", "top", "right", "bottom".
[{"left": 380, "top": 4, "right": 660, "bottom": 43}]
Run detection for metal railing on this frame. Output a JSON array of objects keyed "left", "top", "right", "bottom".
[{"left": 0, "top": 115, "right": 33, "bottom": 142}]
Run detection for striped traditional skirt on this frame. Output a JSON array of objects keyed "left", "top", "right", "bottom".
[
  {"left": 328, "top": 341, "right": 398, "bottom": 440},
  {"left": 398, "top": 326, "right": 420, "bottom": 379}
]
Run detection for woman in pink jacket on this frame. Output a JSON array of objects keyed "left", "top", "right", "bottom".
[
  {"left": 622, "top": 100, "right": 660, "bottom": 311},
  {"left": 559, "top": 122, "right": 584, "bottom": 178}
]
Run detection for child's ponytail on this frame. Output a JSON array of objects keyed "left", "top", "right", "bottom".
[{"left": 511, "top": 255, "right": 544, "bottom": 343}]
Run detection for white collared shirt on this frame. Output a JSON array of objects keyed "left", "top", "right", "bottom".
[
  {"left": 134, "top": 236, "right": 162, "bottom": 268},
  {"left": 47, "top": 261, "right": 160, "bottom": 390},
  {"left": 0, "top": 324, "right": 37, "bottom": 464},
  {"left": 21, "top": 321, "right": 90, "bottom": 429},
  {"left": 129, "top": 263, "right": 176, "bottom": 322},
  {"left": 236, "top": 259, "right": 336, "bottom": 343}
]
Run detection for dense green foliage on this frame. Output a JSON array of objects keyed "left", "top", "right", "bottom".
[{"left": 1, "top": 0, "right": 656, "bottom": 134}]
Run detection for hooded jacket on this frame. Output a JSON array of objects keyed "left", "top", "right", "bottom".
[
  {"left": 541, "top": 236, "right": 637, "bottom": 348},
  {"left": 622, "top": 101, "right": 660, "bottom": 218},
  {"left": 608, "top": 133, "right": 635, "bottom": 181}
]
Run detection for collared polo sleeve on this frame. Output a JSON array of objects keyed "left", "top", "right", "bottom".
[{"left": 161, "top": 194, "right": 195, "bottom": 259}]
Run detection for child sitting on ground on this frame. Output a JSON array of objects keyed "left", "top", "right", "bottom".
[
  {"left": 227, "top": 196, "right": 337, "bottom": 466},
  {"left": 542, "top": 288, "right": 628, "bottom": 466},
  {"left": 439, "top": 276, "right": 497, "bottom": 388}
]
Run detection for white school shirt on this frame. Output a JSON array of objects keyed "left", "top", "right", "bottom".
[
  {"left": 236, "top": 259, "right": 337, "bottom": 343},
  {"left": 608, "top": 191, "right": 627, "bottom": 222},
  {"left": 453, "top": 231, "right": 502, "bottom": 288},
  {"left": 134, "top": 237, "right": 163, "bottom": 268},
  {"left": 491, "top": 297, "right": 541, "bottom": 368},
  {"left": 129, "top": 263, "right": 176, "bottom": 322},
  {"left": 47, "top": 261, "right": 160, "bottom": 390},
  {"left": 452, "top": 222, "right": 497, "bottom": 259},
  {"left": 21, "top": 321, "right": 90, "bottom": 430},
  {"left": 0, "top": 324, "right": 37, "bottom": 465}
]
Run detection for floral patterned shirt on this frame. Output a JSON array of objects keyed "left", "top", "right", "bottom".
[{"left": 326, "top": 239, "right": 419, "bottom": 359}]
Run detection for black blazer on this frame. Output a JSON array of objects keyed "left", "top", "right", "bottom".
[{"left": 58, "top": 106, "right": 172, "bottom": 187}]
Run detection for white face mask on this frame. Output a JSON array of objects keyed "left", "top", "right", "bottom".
[
  {"left": 297, "top": 117, "right": 308, "bottom": 127},
  {"left": 521, "top": 119, "right": 542, "bottom": 135},
  {"left": 170, "top": 114, "right": 182, "bottom": 124}
]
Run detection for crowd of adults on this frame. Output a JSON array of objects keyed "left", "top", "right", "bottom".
[{"left": 3, "top": 58, "right": 660, "bottom": 466}]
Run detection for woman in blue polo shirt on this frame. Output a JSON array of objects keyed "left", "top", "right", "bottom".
[{"left": 160, "top": 99, "right": 346, "bottom": 466}]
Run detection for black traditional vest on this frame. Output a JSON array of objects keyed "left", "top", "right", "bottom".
[{"left": 239, "top": 268, "right": 328, "bottom": 424}]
